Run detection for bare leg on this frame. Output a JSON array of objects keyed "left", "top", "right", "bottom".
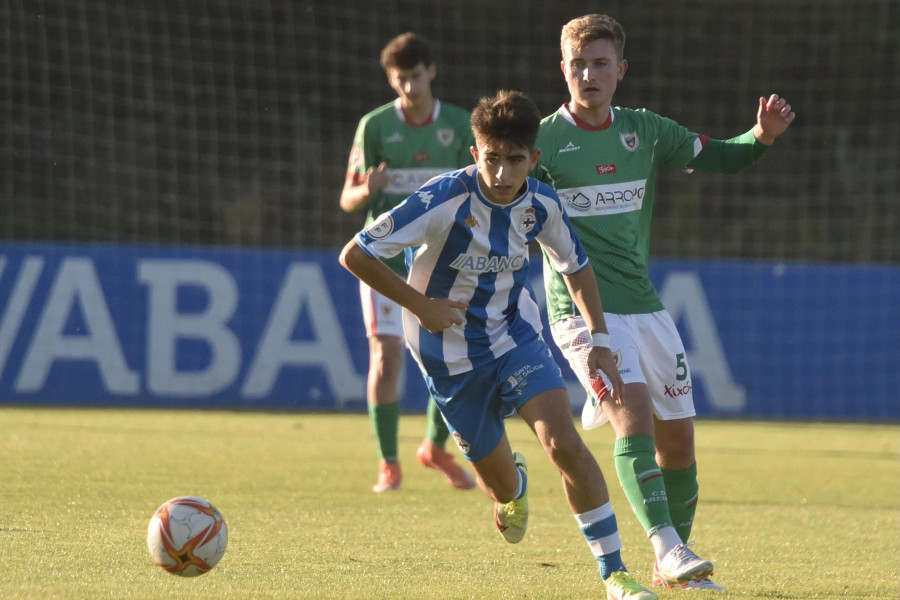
[
  {"left": 469, "top": 432, "right": 519, "bottom": 503},
  {"left": 654, "top": 416, "right": 695, "bottom": 469},
  {"left": 367, "top": 335, "right": 403, "bottom": 407},
  {"left": 518, "top": 388, "right": 610, "bottom": 513}
]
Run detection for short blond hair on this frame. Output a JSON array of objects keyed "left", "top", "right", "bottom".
[{"left": 560, "top": 14, "right": 626, "bottom": 59}]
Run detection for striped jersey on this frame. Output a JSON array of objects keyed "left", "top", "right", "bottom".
[
  {"left": 354, "top": 164, "right": 589, "bottom": 377},
  {"left": 345, "top": 98, "right": 474, "bottom": 275}
]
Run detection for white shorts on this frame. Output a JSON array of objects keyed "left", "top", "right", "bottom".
[
  {"left": 550, "top": 311, "right": 696, "bottom": 430},
  {"left": 359, "top": 280, "right": 404, "bottom": 338}
]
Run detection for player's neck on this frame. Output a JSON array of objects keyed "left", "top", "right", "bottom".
[
  {"left": 400, "top": 96, "right": 436, "bottom": 126},
  {"left": 567, "top": 101, "right": 612, "bottom": 129}
]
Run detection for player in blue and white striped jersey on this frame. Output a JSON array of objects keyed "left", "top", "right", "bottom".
[
  {"left": 358, "top": 162, "right": 580, "bottom": 379},
  {"left": 341, "top": 90, "right": 658, "bottom": 600}
]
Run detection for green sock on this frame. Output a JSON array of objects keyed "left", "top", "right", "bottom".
[
  {"left": 614, "top": 435, "right": 673, "bottom": 535},
  {"left": 425, "top": 397, "right": 450, "bottom": 447},
  {"left": 662, "top": 462, "right": 699, "bottom": 542},
  {"left": 368, "top": 402, "right": 399, "bottom": 462}
]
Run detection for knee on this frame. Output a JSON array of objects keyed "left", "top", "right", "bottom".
[
  {"left": 655, "top": 419, "right": 696, "bottom": 469},
  {"left": 655, "top": 431, "right": 695, "bottom": 469},
  {"left": 544, "top": 433, "right": 591, "bottom": 473},
  {"left": 369, "top": 339, "right": 403, "bottom": 377}
]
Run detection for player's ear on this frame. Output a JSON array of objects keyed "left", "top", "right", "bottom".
[
  {"left": 618, "top": 58, "right": 628, "bottom": 81},
  {"left": 469, "top": 145, "right": 479, "bottom": 162},
  {"left": 426, "top": 63, "right": 437, "bottom": 82}
]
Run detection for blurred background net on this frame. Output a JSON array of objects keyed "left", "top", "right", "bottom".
[{"left": 2, "top": 0, "right": 898, "bottom": 263}]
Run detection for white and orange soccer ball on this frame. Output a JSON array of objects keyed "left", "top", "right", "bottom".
[{"left": 147, "top": 496, "right": 228, "bottom": 576}]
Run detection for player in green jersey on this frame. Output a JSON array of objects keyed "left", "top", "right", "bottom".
[
  {"left": 340, "top": 32, "right": 475, "bottom": 493},
  {"left": 534, "top": 14, "right": 796, "bottom": 592}
]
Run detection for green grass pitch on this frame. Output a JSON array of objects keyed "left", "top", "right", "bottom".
[{"left": 0, "top": 407, "right": 897, "bottom": 599}]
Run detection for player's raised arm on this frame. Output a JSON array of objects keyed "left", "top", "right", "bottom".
[
  {"left": 687, "top": 93, "right": 797, "bottom": 174},
  {"left": 561, "top": 264, "right": 624, "bottom": 405},
  {"left": 339, "top": 239, "right": 466, "bottom": 333},
  {"left": 753, "top": 93, "right": 796, "bottom": 145}
]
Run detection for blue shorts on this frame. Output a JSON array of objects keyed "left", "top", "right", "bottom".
[{"left": 423, "top": 337, "right": 566, "bottom": 462}]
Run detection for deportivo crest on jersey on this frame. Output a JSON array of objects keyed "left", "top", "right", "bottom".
[
  {"left": 366, "top": 214, "right": 394, "bottom": 239},
  {"left": 520, "top": 207, "right": 536, "bottom": 232},
  {"left": 437, "top": 128, "right": 455, "bottom": 147},
  {"left": 620, "top": 132, "right": 639, "bottom": 151},
  {"left": 465, "top": 214, "right": 479, "bottom": 228}
]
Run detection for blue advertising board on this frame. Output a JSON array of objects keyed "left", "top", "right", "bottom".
[{"left": 1, "top": 243, "right": 897, "bottom": 420}]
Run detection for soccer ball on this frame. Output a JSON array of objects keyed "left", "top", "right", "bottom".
[{"left": 147, "top": 496, "right": 228, "bottom": 576}]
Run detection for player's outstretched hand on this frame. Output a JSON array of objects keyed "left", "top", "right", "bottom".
[
  {"left": 754, "top": 94, "right": 796, "bottom": 145},
  {"left": 416, "top": 297, "right": 468, "bottom": 334},
  {"left": 588, "top": 347, "right": 625, "bottom": 405}
]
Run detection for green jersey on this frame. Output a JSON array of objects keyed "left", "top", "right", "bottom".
[
  {"left": 535, "top": 105, "right": 768, "bottom": 320},
  {"left": 345, "top": 98, "right": 474, "bottom": 275}
]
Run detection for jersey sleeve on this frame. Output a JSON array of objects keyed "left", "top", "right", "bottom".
[
  {"left": 651, "top": 112, "right": 707, "bottom": 171},
  {"left": 532, "top": 184, "right": 589, "bottom": 275},
  {"left": 687, "top": 128, "right": 770, "bottom": 174},
  {"left": 354, "top": 197, "right": 428, "bottom": 261},
  {"left": 532, "top": 120, "right": 559, "bottom": 188},
  {"left": 354, "top": 173, "right": 463, "bottom": 261},
  {"left": 345, "top": 116, "right": 379, "bottom": 186}
]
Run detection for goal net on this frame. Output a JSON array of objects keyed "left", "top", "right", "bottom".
[{"left": 2, "top": 0, "right": 896, "bottom": 261}]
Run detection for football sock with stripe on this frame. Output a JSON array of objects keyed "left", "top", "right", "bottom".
[
  {"left": 425, "top": 397, "right": 451, "bottom": 447},
  {"left": 575, "top": 503, "right": 625, "bottom": 579},
  {"left": 614, "top": 435, "right": 674, "bottom": 535},
  {"left": 513, "top": 461, "right": 527, "bottom": 500},
  {"left": 368, "top": 402, "right": 399, "bottom": 463},
  {"left": 662, "top": 462, "right": 699, "bottom": 542}
]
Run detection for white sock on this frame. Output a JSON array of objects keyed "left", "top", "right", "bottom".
[
  {"left": 649, "top": 525, "right": 683, "bottom": 561},
  {"left": 513, "top": 465, "right": 526, "bottom": 499}
]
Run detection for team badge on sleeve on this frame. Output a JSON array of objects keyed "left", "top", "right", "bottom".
[
  {"left": 366, "top": 214, "right": 394, "bottom": 239},
  {"left": 348, "top": 145, "right": 364, "bottom": 173}
]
